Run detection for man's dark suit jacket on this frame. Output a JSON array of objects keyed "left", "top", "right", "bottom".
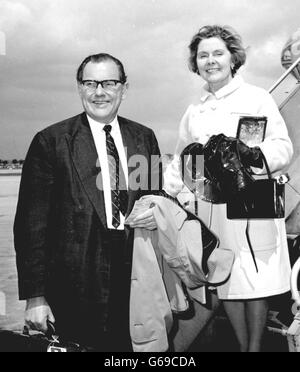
[{"left": 14, "top": 113, "right": 162, "bottom": 345}]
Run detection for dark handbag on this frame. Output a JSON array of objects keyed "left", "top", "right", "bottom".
[
  {"left": 227, "top": 152, "right": 287, "bottom": 219},
  {"left": 180, "top": 141, "right": 227, "bottom": 204},
  {"left": 0, "top": 323, "right": 93, "bottom": 352}
]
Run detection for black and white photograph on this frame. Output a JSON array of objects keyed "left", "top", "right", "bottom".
[{"left": 1, "top": 0, "right": 300, "bottom": 356}]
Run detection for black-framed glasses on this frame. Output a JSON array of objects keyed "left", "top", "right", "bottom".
[{"left": 81, "top": 79, "right": 123, "bottom": 92}]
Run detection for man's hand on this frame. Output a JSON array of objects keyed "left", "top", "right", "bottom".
[
  {"left": 25, "top": 296, "right": 55, "bottom": 334},
  {"left": 129, "top": 208, "right": 157, "bottom": 230}
]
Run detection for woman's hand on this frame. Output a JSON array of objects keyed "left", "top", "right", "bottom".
[{"left": 237, "top": 140, "right": 263, "bottom": 168}]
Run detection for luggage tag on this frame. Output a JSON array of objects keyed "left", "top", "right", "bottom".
[
  {"left": 46, "top": 321, "right": 67, "bottom": 352},
  {"left": 47, "top": 335, "right": 67, "bottom": 352}
]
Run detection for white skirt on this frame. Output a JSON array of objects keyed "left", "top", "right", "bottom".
[{"left": 197, "top": 200, "right": 291, "bottom": 300}]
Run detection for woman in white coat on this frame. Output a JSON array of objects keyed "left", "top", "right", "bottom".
[{"left": 164, "top": 25, "right": 293, "bottom": 352}]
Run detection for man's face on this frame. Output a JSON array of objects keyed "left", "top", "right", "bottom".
[{"left": 78, "top": 60, "right": 128, "bottom": 123}]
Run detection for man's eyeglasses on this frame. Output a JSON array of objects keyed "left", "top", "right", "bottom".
[{"left": 81, "top": 80, "right": 123, "bottom": 92}]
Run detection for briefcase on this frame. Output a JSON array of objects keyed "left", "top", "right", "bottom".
[
  {"left": 227, "top": 153, "right": 288, "bottom": 219},
  {"left": 0, "top": 324, "right": 93, "bottom": 352}
]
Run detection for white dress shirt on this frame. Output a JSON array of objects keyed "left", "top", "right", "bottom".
[{"left": 88, "top": 115, "right": 128, "bottom": 230}]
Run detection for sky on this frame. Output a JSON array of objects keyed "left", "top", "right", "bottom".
[{"left": 0, "top": 0, "right": 299, "bottom": 159}]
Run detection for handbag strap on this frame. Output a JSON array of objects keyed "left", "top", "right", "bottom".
[
  {"left": 259, "top": 151, "right": 272, "bottom": 179},
  {"left": 235, "top": 140, "right": 260, "bottom": 272},
  {"left": 159, "top": 190, "right": 219, "bottom": 250},
  {"left": 245, "top": 220, "right": 258, "bottom": 273}
]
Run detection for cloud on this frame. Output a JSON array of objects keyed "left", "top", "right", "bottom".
[
  {"left": 0, "top": 0, "right": 33, "bottom": 32},
  {"left": 1, "top": 0, "right": 300, "bottom": 158},
  {"left": 0, "top": 31, "right": 5, "bottom": 55}
]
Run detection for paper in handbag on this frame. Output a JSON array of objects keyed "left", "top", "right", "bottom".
[{"left": 237, "top": 115, "right": 267, "bottom": 147}]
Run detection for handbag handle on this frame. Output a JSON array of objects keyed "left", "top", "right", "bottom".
[
  {"left": 259, "top": 151, "right": 272, "bottom": 179},
  {"left": 236, "top": 141, "right": 272, "bottom": 178}
]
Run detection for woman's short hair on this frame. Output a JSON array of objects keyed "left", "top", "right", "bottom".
[
  {"left": 76, "top": 53, "right": 127, "bottom": 83},
  {"left": 188, "top": 25, "right": 246, "bottom": 76}
]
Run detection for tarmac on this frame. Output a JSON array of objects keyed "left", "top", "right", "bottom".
[{"left": 0, "top": 175, "right": 25, "bottom": 331}]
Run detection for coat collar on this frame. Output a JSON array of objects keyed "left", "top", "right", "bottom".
[{"left": 200, "top": 75, "right": 244, "bottom": 103}]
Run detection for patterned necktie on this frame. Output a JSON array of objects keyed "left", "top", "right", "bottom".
[{"left": 103, "top": 125, "right": 128, "bottom": 228}]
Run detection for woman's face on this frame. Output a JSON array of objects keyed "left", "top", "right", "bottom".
[{"left": 196, "top": 37, "right": 233, "bottom": 92}]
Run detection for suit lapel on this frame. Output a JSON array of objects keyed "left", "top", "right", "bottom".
[
  {"left": 66, "top": 114, "right": 147, "bottom": 225},
  {"left": 65, "top": 113, "right": 107, "bottom": 227},
  {"left": 119, "top": 117, "right": 144, "bottom": 216}
]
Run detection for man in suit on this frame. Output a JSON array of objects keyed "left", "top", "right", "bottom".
[{"left": 14, "top": 53, "right": 162, "bottom": 351}]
